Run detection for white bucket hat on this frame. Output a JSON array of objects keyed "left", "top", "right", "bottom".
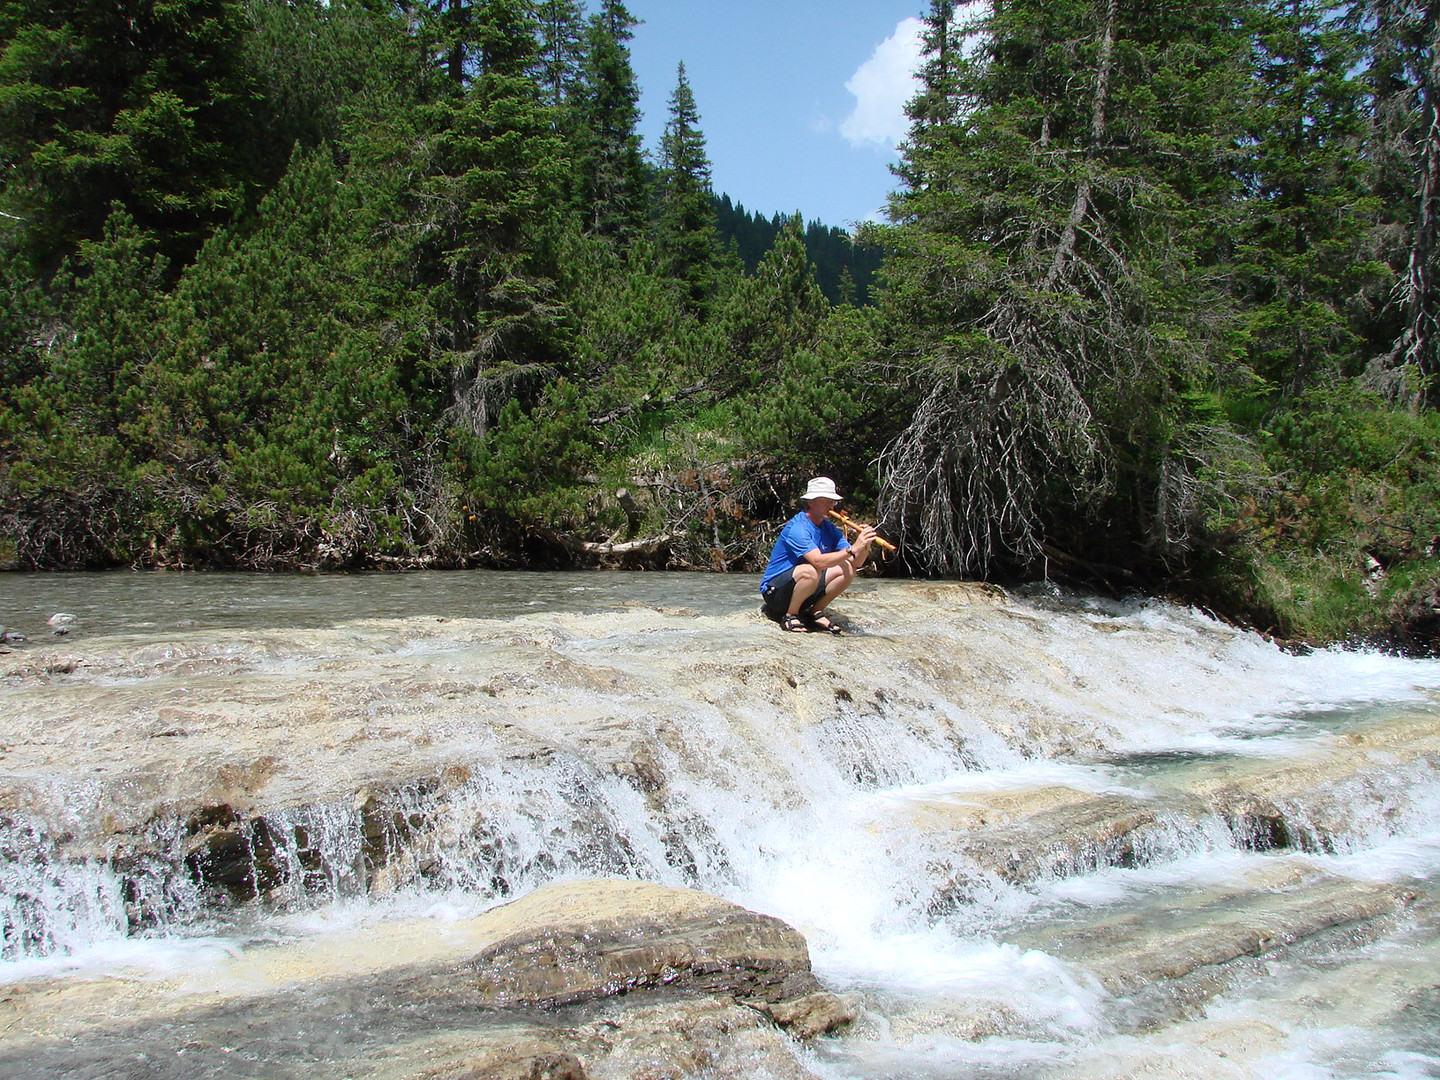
[{"left": 801, "top": 476, "right": 842, "bottom": 502}]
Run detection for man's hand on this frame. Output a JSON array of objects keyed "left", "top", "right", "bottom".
[{"left": 852, "top": 525, "right": 877, "bottom": 563}]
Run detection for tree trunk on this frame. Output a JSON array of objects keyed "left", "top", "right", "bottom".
[
  {"left": 1407, "top": 6, "right": 1439, "bottom": 398},
  {"left": 1368, "top": 0, "right": 1439, "bottom": 407},
  {"left": 1042, "top": 0, "right": 1116, "bottom": 291}
]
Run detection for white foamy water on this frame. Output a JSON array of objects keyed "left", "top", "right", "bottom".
[{"left": 2, "top": 572, "right": 1439, "bottom": 1079}]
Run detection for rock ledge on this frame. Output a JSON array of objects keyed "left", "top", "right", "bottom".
[{"left": 465, "top": 878, "right": 855, "bottom": 1039}]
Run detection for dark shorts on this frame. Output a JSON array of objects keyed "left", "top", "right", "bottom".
[{"left": 760, "top": 566, "right": 828, "bottom": 622}]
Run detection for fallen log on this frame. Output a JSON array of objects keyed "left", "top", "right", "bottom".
[{"left": 533, "top": 526, "right": 673, "bottom": 558}]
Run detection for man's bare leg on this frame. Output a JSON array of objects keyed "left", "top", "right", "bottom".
[
  {"left": 808, "top": 562, "right": 854, "bottom": 615},
  {"left": 787, "top": 563, "right": 822, "bottom": 615}
]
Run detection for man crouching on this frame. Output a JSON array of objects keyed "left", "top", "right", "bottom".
[{"left": 759, "top": 476, "right": 876, "bottom": 634}]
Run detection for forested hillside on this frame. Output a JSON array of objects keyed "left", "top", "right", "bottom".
[
  {"left": 713, "top": 195, "right": 885, "bottom": 305},
  {"left": 2, "top": 0, "right": 1438, "bottom": 651}
]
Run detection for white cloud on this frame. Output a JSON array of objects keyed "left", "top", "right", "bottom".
[{"left": 839, "top": 17, "right": 926, "bottom": 151}]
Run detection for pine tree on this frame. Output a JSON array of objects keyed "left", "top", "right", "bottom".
[
  {"left": 715, "top": 213, "right": 828, "bottom": 393},
  {"left": 655, "top": 62, "right": 721, "bottom": 308},
  {"left": 737, "top": 217, "right": 877, "bottom": 477},
  {"left": 1364, "top": 0, "right": 1439, "bottom": 403},
  {"left": 1231, "top": 0, "right": 1380, "bottom": 393},
  {"left": 422, "top": 0, "right": 571, "bottom": 440},
  {"left": 534, "top": 0, "right": 586, "bottom": 108},
  {"left": 0, "top": 0, "right": 262, "bottom": 276},
  {"left": 1, "top": 209, "right": 187, "bottom": 566},
  {"left": 571, "top": 0, "right": 647, "bottom": 243},
  {"left": 875, "top": 0, "right": 1255, "bottom": 574},
  {"left": 241, "top": 0, "right": 421, "bottom": 169},
  {"left": 0, "top": 242, "right": 48, "bottom": 392},
  {"left": 134, "top": 144, "right": 426, "bottom": 566},
  {"left": 710, "top": 196, "right": 777, "bottom": 271},
  {"left": 45, "top": 208, "right": 167, "bottom": 445},
  {"left": 907, "top": 0, "right": 959, "bottom": 134},
  {"left": 434, "top": 0, "right": 477, "bottom": 89}
]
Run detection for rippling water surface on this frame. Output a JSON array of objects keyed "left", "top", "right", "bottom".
[{"left": 2, "top": 568, "right": 757, "bottom": 634}]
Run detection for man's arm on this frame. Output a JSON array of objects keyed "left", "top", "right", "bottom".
[
  {"left": 803, "top": 546, "right": 855, "bottom": 570},
  {"left": 803, "top": 523, "right": 876, "bottom": 569}
]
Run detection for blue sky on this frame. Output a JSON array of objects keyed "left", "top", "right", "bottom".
[{"left": 619, "top": 1, "right": 930, "bottom": 230}]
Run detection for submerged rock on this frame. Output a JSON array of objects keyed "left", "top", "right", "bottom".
[{"left": 45, "top": 613, "right": 76, "bottom": 636}]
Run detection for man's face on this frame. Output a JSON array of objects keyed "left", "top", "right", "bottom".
[{"left": 809, "top": 496, "right": 836, "bottom": 517}]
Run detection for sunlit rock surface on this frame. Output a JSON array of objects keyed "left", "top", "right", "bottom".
[
  {"left": 0, "top": 879, "right": 838, "bottom": 1080},
  {"left": 460, "top": 879, "right": 847, "bottom": 1022}
]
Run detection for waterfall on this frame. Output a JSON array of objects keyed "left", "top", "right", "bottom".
[{"left": 2, "top": 571, "right": 1439, "bottom": 1079}]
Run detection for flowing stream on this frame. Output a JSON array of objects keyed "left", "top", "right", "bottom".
[{"left": 1, "top": 570, "right": 1439, "bottom": 1080}]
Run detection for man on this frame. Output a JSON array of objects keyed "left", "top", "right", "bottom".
[{"left": 759, "top": 476, "right": 876, "bottom": 633}]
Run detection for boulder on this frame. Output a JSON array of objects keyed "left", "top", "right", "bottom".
[{"left": 464, "top": 878, "right": 855, "bottom": 1037}]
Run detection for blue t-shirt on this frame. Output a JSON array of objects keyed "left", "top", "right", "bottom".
[{"left": 759, "top": 512, "right": 849, "bottom": 594}]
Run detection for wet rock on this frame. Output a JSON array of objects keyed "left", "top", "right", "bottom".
[
  {"left": 426, "top": 998, "right": 831, "bottom": 1080},
  {"left": 961, "top": 794, "right": 1160, "bottom": 882},
  {"left": 574, "top": 996, "right": 826, "bottom": 1079},
  {"left": 1010, "top": 873, "right": 1419, "bottom": 1024},
  {"left": 745, "top": 988, "right": 861, "bottom": 1039},
  {"left": 1, "top": 651, "right": 79, "bottom": 679},
  {"left": 182, "top": 811, "right": 278, "bottom": 901},
  {"left": 464, "top": 879, "right": 853, "bottom": 1038},
  {"left": 446, "top": 1049, "right": 588, "bottom": 1080}
]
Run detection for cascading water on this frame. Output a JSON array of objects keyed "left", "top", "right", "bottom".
[{"left": 1, "top": 571, "right": 1438, "bottom": 1080}]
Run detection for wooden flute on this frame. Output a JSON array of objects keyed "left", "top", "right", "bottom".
[{"left": 827, "top": 509, "right": 898, "bottom": 553}]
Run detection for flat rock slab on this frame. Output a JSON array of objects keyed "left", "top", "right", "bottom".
[
  {"left": 1015, "top": 876, "right": 1419, "bottom": 993},
  {"left": 0, "top": 582, "right": 1124, "bottom": 841},
  {"left": 457, "top": 878, "right": 851, "bottom": 1029},
  {"left": 0, "top": 878, "right": 853, "bottom": 1080}
]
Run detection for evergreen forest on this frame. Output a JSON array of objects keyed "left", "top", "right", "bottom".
[{"left": 2, "top": 0, "right": 1438, "bottom": 652}]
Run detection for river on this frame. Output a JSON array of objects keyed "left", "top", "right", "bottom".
[{"left": 1, "top": 571, "right": 1438, "bottom": 1079}]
